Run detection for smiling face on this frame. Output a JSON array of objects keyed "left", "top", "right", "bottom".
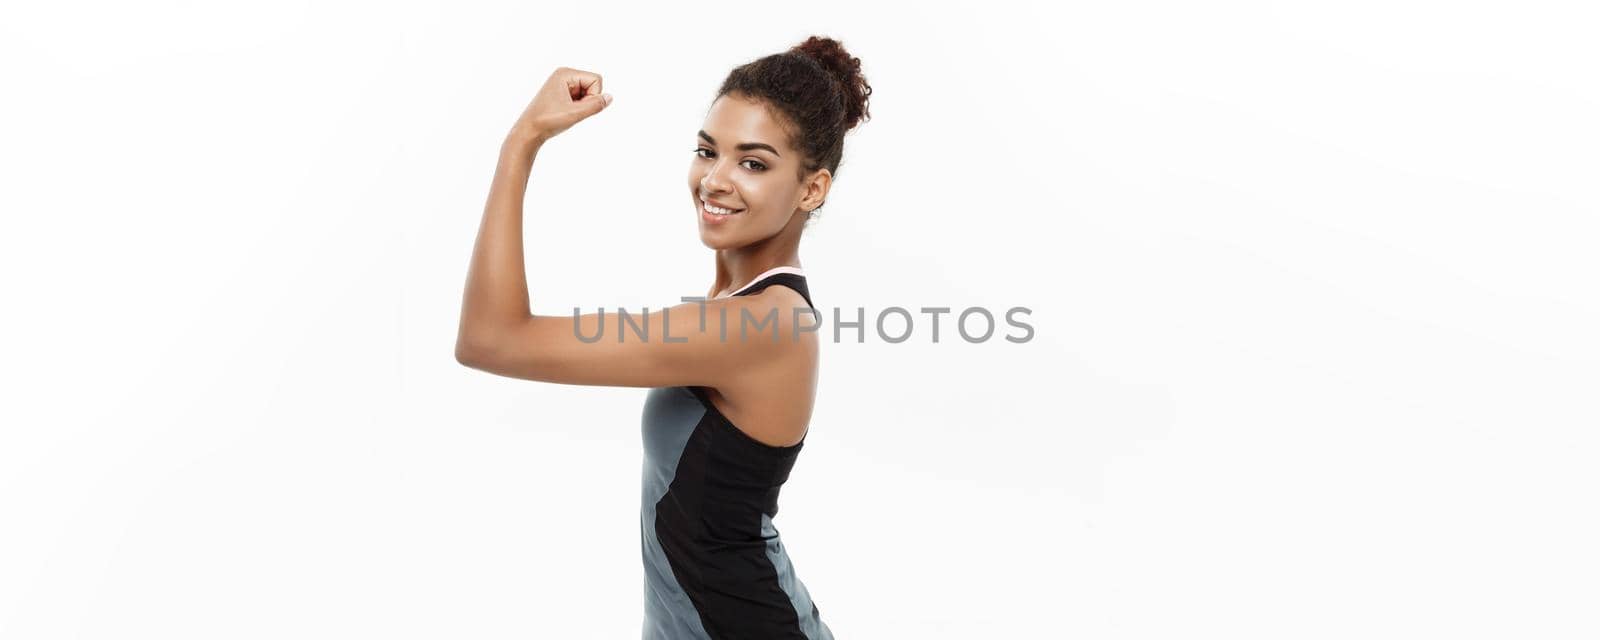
[{"left": 689, "top": 93, "right": 829, "bottom": 249}]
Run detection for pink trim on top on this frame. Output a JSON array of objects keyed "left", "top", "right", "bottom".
[{"left": 715, "top": 265, "right": 807, "bottom": 300}]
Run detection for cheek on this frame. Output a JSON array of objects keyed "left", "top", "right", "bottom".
[
  {"left": 732, "top": 174, "right": 780, "bottom": 204},
  {"left": 746, "top": 182, "right": 797, "bottom": 214}
]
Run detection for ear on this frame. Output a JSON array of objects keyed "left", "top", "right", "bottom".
[{"left": 799, "top": 168, "right": 832, "bottom": 212}]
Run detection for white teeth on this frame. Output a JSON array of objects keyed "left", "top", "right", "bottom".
[{"left": 703, "top": 200, "right": 741, "bottom": 215}]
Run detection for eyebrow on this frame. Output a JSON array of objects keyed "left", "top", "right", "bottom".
[{"left": 698, "top": 130, "right": 781, "bottom": 157}]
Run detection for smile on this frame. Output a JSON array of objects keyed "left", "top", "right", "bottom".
[
  {"left": 701, "top": 200, "right": 745, "bottom": 224},
  {"left": 702, "top": 199, "right": 744, "bottom": 216}
]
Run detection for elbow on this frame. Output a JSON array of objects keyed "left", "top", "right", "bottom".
[
  {"left": 456, "top": 317, "right": 535, "bottom": 373},
  {"left": 455, "top": 315, "right": 506, "bottom": 367},
  {"left": 455, "top": 339, "right": 479, "bottom": 367},
  {"left": 455, "top": 331, "right": 494, "bottom": 368}
]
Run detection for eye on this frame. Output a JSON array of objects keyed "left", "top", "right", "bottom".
[{"left": 692, "top": 147, "right": 767, "bottom": 172}]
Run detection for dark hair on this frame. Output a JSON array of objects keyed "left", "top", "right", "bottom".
[{"left": 715, "top": 36, "right": 873, "bottom": 218}]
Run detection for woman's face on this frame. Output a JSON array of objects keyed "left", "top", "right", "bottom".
[{"left": 688, "top": 94, "right": 824, "bottom": 249}]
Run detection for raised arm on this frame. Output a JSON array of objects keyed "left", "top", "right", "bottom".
[{"left": 454, "top": 67, "right": 814, "bottom": 388}]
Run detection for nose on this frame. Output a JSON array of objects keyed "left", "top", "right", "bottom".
[{"left": 700, "top": 157, "right": 736, "bottom": 193}]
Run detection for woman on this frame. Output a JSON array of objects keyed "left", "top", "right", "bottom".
[{"left": 456, "top": 36, "right": 870, "bottom": 639}]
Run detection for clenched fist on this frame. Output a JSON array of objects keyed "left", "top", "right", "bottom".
[{"left": 508, "top": 67, "right": 613, "bottom": 146}]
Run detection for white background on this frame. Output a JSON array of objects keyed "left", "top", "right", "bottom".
[{"left": 3, "top": 1, "right": 1597, "bottom": 638}]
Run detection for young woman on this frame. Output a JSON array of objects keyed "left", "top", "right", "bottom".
[{"left": 456, "top": 36, "right": 871, "bottom": 639}]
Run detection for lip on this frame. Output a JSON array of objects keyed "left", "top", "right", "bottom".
[
  {"left": 701, "top": 200, "right": 744, "bottom": 224},
  {"left": 700, "top": 196, "right": 745, "bottom": 211}
]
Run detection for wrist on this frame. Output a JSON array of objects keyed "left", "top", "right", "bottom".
[{"left": 504, "top": 126, "right": 548, "bottom": 154}]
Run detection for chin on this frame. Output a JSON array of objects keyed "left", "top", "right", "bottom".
[{"left": 698, "top": 231, "right": 740, "bottom": 250}]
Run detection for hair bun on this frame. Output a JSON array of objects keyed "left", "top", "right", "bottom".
[{"left": 792, "top": 36, "right": 873, "bottom": 131}]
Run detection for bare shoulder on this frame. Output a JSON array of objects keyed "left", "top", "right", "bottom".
[{"left": 731, "top": 284, "right": 821, "bottom": 353}]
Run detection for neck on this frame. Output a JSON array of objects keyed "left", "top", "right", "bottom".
[{"left": 710, "top": 248, "right": 802, "bottom": 300}]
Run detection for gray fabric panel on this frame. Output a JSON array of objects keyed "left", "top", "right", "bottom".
[{"left": 640, "top": 386, "right": 712, "bottom": 639}]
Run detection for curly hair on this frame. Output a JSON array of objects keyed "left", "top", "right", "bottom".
[{"left": 715, "top": 36, "right": 873, "bottom": 219}]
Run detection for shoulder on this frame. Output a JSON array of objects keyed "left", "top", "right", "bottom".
[{"left": 723, "top": 285, "right": 819, "bottom": 352}]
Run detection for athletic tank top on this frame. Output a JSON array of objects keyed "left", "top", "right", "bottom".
[{"left": 639, "top": 266, "right": 834, "bottom": 640}]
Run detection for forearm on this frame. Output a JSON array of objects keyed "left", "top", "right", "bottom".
[{"left": 457, "top": 134, "right": 546, "bottom": 350}]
